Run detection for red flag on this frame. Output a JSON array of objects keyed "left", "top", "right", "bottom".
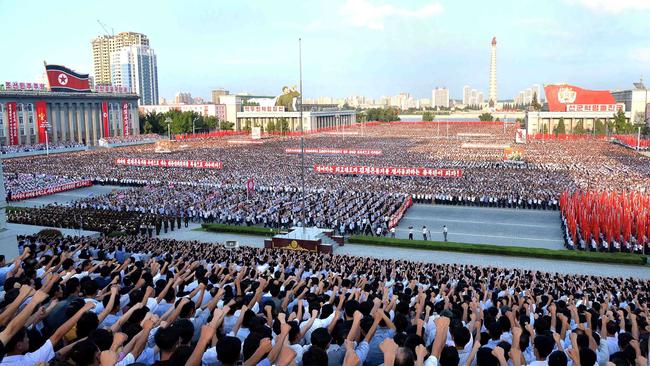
[
  {"left": 246, "top": 178, "right": 255, "bottom": 194},
  {"left": 45, "top": 64, "right": 91, "bottom": 92}
]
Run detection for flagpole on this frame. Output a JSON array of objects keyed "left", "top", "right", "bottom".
[{"left": 299, "top": 37, "right": 305, "bottom": 233}]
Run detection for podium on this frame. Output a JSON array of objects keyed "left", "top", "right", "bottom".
[{"left": 264, "top": 227, "right": 340, "bottom": 254}]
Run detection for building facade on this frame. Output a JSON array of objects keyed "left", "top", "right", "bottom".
[
  {"left": 92, "top": 32, "right": 150, "bottom": 86},
  {"left": 111, "top": 45, "right": 159, "bottom": 105},
  {"left": 611, "top": 84, "right": 650, "bottom": 126},
  {"left": 432, "top": 87, "right": 449, "bottom": 108},
  {"left": 0, "top": 90, "right": 139, "bottom": 146},
  {"left": 140, "top": 103, "right": 227, "bottom": 121},
  {"left": 525, "top": 84, "right": 629, "bottom": 134},
  {"left": 211, "top": 89, "right": 229, "bottom": 104},
  {"left": 174, "top": 92, "right": 193, "bottom": 105},
  {"left": 237, "top": 109, "right": 356, "bottom": 132}
]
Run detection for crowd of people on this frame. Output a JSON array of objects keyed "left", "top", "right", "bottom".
[
  {"left": 7, "top": 207, "right": 159, "bottom": 236},
  {"left": 0, "top": 234, "right": 649, "bottom": 366},
  {"left": 560, "top": 191, "right": 650, "bottom": 253},
  {"left": 0, "top": 142, "right": 85, "bottom": 155},
  {"left": 4, "top": 173, "right": 84, "bottom": 199},
  {"left": 71, "top": 185, "right": 406, "bottom": 236},
  {"left": 100, "top": 134, "right": 163, "bottom": 144}
]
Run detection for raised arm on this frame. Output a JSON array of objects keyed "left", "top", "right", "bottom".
[{"left": 0, "top": 288, "right": 48, "bottom": 344}]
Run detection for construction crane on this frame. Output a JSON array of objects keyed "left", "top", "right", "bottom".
[{"left": 97, "top": 20, "right": 114, "bottom": 37}]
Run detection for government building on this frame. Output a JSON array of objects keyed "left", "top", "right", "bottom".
[
  {"left": 0, "top": 88, "right": 139, "bottom": 146},
  {"left": 525, "top": 84, "right": 631, "bottom": 134}
]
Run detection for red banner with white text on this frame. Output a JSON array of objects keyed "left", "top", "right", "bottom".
[
  {"left": 285, "top": 148, "right": 383, "bottom": 155},
  {"left": 6, "top": 102, "right": 18, "bottom": 145},
  {"left": 101, "top": 101, "right": 109, "bottom": 137},
  {"left": 115, "top": 158, "right": 223, "bottom": 169},
  {"left": 8, "top": 180, "right": 92, "bottom": 201},
  {"left": 122, "top": 101, "right": 130, "bottom": 136},
  {"left": 314, "top": 165, "right": 463, "bottom": 177},
  {"left": 389, "top": 195, "right": 413, "bottom": 229},
  {"left": 35, "top": 101, "right": 47, "bottom": 143}
]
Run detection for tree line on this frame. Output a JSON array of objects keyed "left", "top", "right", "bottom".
[{"left": 139, "top": 110, "right": 234, "bottom": 135}]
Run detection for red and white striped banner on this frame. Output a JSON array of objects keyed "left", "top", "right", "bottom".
[
  {"left": 8, "top": 180, "right": 92, "bottom": 201},
  {"left": 115, "top": 158, "right": 222, "bottom": 169},
  {"left": 314, "top": 165, "right": 463, "bottom": 177},
  {"left": 285, "top": 148, "right": 382, "bottom": 155}
]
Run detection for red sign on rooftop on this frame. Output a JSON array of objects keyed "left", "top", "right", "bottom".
[{"left": 544, "top": 84, "right": 622, "bottom": 112}]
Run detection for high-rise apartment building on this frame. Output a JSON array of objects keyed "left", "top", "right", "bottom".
[
  {"left": 462, "top": 86, "right": 484, "bottom": 106},
  {"left": 432, "top": 87, "right": 449, "bottom": 108},
  {"left": 211, "top": 89, "right": 230, "bottom": 104},
  {"left": 111, "top": 45, "right": 159, "bottom": 105},
  {"left": 174, "top": 92, "right": 193, "bottom": 105},
  {"left": 462, "top": 86, "right": 472, "bottom": 105},
  {"left": 514, "top": 84, "right": 542, "bottom": 106},
  {"left": 92, "top": 32, "right": 150, "bottom": 86}
]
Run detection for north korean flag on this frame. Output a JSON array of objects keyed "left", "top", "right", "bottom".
[{"left": 45, "top": 64, "right": 91, "bottom": 92}]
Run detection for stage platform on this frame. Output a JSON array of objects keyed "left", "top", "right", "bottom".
[{"left": 264, "top": 226, "right": 342, "bottom": 254}]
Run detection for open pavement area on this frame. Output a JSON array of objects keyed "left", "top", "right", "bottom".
[{"left": 395, "top": 204, "right": 565, "bottom": 249}]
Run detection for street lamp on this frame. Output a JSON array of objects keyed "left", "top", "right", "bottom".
[
  {"left": 192, "top": 116, "right": 198, "bottom": 135},
  {"left": 165, "top": 117, "right": 172, "bottom": 140},
  {"left": 43, "top": 120, "right": 50, "bottom": 156}
]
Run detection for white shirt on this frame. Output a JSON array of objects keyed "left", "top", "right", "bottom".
[{"left": 0, "top": 339, "right": 55, "bottom": 365}]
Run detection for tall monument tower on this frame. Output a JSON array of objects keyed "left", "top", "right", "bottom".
[{"left": 488, "top": 37, "right": 497, "bottom": 106}]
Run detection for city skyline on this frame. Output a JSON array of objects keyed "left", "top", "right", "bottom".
[{"left": 1, "top": 0, "right": 649, "bottom": 102}]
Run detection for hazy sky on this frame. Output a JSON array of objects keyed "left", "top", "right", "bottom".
[{"left": 1, "top": 0, "right": 649, "bottom": 101}]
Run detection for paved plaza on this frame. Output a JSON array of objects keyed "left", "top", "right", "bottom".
[
  {"left": 10, "top": 187, "right": 649, "bottom": 279},
  {"left": 395, "top": 204, "right": 565, "bottom": 249},
  {"left": 10, "top": 185, "right": 129, "bottom": 208}
]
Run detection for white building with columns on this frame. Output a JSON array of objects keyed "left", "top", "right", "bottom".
[{"left": 0, "top": 90, "right": 139, "bottom": 146}]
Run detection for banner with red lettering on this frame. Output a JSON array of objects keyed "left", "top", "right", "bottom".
[
  {"left": 285, "top": 148, "right": 383, "bottom": 155},
  {"left": 122, "top": 101, "right": 130, "bottom": 136},
  {"left": 389, "top": 195, "right": 413, "bottom": 229},
  {"left": 8, "top": 180, "right": 92, "bottom": 201},
  {"left": 314, "top": 165, "right": 463, "bottom": 177},
  {"left": 35, "top": 101, "right": 47, "bottom": 143},
  {"left": 6, "top": 102, "right": 18, "bottom": 145},
  {"left": 101, "top": 101, "right": 109, "bottom": 137},
  {"left": 115, "top": 158, "right": 223, "bottom": 169}
]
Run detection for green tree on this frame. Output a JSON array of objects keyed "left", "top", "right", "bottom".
[
  {"left": 556, "top": 118, "right": 566, "bottom": 134},
  {"left": 220, "top": 121, "right": 234, "bottom": 130},
  {"left": 143, "top": 121, "right": 153, "bottom": 133},
  {"left": 478, "top": 113, "right": 494, "bottom": 122},
  {"left": 613, "top": 109, "right": 629, "bottom": 133},
  {"left": 277, "top": 118, "right": 289, "bottom": 133},
  {"left": 574, "top": 120, "right": 585, "bottom": 134},
  {"left": 594, "top": 119, "right": 605, "bottom": 134},
  {"left": 243, "top": 120, "right": 251, "bottom": 132},
  {"left": 139, "top": 111, "right": 166, "bottom": 134},
  {"left": 366, "top": 108, "right": 400, "bottom": 122},
  {"left": 542, "top": 123, "right": 548, "bottom": 134},
  {"left": 422, "top": 111, "right": 434, "bottom": 122},
  {"left": 531, "top": 92, "right": 542, "bottom": 111},
  {"left": 200, "top": 116, "right": 218, "bottom": 131},
  {"left": 267, "top": 120, "right": 276, "bottom": 133}
]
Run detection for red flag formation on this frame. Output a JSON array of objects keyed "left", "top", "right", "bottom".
[{"left": 560, "top": 190, "right": 650, "bottom": 248}]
